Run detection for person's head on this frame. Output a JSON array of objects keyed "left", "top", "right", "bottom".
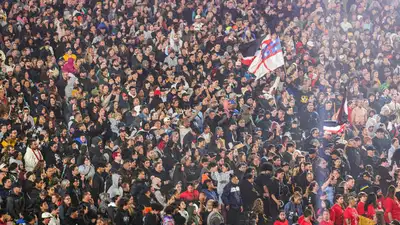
[
  {"left": 205, "top": 179, "right": 214, "bottom": 189},
  {"left": 278, "top": 210, "right": 286, "bottom": 221},
  {"left": 2, "top": 177, "right": 11, "bottom": 189},
  {"left": 41, "top": 212, "right": 52, "bottom": 224},
  {"left": 40, "top": 200, "right": 49, "bottom": 211},
  {"left": 137, "top": 169, "right": 145, "bottom": 180},
  {"left": 335, "top": 194, "right": 344, "bottom": 205},
  {"left": 345, "top": 176, "right": 355, "bottom": 189},
  {"left": 293, "top": 192, "right": 302, "bottom": 204},
  {"left": 348, "top": 196, "right": 357, "bottom": 207},
  {"left": 117, "top": 197, "right": 129, "bottom": 211},
  {"left": 164, "top": 205, "right": 175, "bottom": 215},
  {"left": 211, "top": 200, "right": 219, "bottom": 210},
  {"left": 231, "top": 174, "right": 239, "bottom": 185},
  {"left": 12, "top": 183, "right": 21, "bottom": 195},
  {"left": 381, "top": 158, "right": 389, "bottom": 167},
  {"left": 275, "top": 168, "right": 285, "bottom": 180},
  {"left": 365, "top": 192, "right": 377, "bottom": 211},
  {"left": 387, "top": 185, "right": 396, "bottom": 199},
  {"left": 155, "top": 162, "right": 163, "bottom": 172},
  {"left": 303, "top": 208, "right": 312, "bottom": 220},
  {"left": 358, "top": 192, "right": 367, "bottom": 202},
  {"left": 178, "top": 200, "right": 186, "bottom": 210},
  {"left": 82, "top": 191, "right": 92, "bottom": 202},
  {"left": 322, "top": 209, "right": 330, "bottom": 221}
]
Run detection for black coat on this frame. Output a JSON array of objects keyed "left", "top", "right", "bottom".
[
  {"left": 114, "top": 209, "right": 132, "bottom": 225},
  {"left": 239, "top": 179, "right": 259, "bottom": 211},
  {"left": 6, "top": 191, "right": 25, "bottom": 219},
  {"left": 144, "top": 213, "right": 161, "bottom": 225},
  {"left": 91, "top": 172, "right": 104, "bottom": 204}
]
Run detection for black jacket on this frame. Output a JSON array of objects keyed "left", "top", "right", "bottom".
[
  {"left": 239, "top": 179, "right": 259, "bottom": 211},
  {"left": 6, "top": 191, "right": 25, "bottom": 219},
  {"left": 114, "top": 209, "right": 132, "bottom": 225},
  {"left": 91, "top": 172, "right": 104, "bottom": 205}
]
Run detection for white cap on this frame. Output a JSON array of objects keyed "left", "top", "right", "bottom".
[{"left": 42, "top": 212, "right": 53, "bottom": 219}]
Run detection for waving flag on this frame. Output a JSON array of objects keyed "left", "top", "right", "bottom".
[
  {"left": 336, "top": 88, "right": 348, "bottom": 125},
  {"left": 246, "top": 35, "right": 285, "bottom": 79},
  {"left": 323, "top": 120, "right": 346, "bottom": 134},
  {"left": 323, "top": 88, "right": 348, "bottom": 134}
]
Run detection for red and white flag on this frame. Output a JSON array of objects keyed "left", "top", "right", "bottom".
[{"left": 244, "top": 35, "right": 285, "bottom": 79}]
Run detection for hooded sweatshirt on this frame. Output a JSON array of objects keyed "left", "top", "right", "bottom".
[{"left": 107, "top": 174, "right": 123, "bottom": 199}]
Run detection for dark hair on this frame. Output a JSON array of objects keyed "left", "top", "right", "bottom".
[
  {"left": 212, "top": 200, "right": 219, "bottom": 209},
  {"left": 1, "top": 177, "right": 10, "bottom": 184},
  {"left": 304, "top": 208, "right": 312, "bottom": 218},
  {"left": 164, "top": 205, "right": 175, "bottom": 215},
  {"left": 118, "top": 197, "right": 128, "bottom": 210},
  {"left": 275, "top": 168, "right": 284, "bottom": 176},
  {"left": 287, "top": 142, "right": 295, "bottom": 149},
  {"left": 335, "top": 194, "right": 343, "bottom": 203},
  {"left": 358, "top": 192, "right": 367, "bottom": 199},
  {"left": 364, "top": 193, "right": 377, "bottom": 212}
]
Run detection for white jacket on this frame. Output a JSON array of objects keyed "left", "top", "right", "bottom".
[{"left": 24, "top": 147, "right": 43, "bottom": 172}]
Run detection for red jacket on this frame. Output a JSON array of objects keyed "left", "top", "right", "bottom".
[
  {"left": 298, "top": 216, "right": 312, "bottom": 225},
  {"left": 180, "top": 190, "right": 199, "bottom": 201},
  {"left": 384, "top": 197, "right": 400, "bottom": 223},
  {"left": 357, "top": 202, "right": 365, "bottom": 215},
  {"left": 330, "top": 204, "right": 344, "bottom": 225},
  {"left": 344, "top": 207, "right": 359, "bottom": 225},
  {"left": 273, "top": 219, "right": 289, "bottom": 225},
  {"left": 320, "top": 220, "right": 333, "bottom": 225}
]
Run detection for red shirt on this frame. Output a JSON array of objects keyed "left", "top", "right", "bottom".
[
  {"left": 180, "top": 190, "right": 200, "bottom": 201},
  {"left": 384, "top": 197, "right": 400, "bottom": 223},
  {"left": 366, "top": 205, "right": 375, "bottom": 219},
  {"left": 298, "top": 216, "right": 312, "bottom": 225},
  {"left": 320, "top": 220, "right": 334, "bottom": 225},
  {"left": 273, "top": 219, "right": 289, "bottom": 225},
  {"left": 330, "top": 204, "right": 344, "bottom": 225},
  {"left": 344, "top": 207, "right": 359, "bottom": 225},
  {"left": 357, "top": 202, "right": 365, "bottom": 215}
]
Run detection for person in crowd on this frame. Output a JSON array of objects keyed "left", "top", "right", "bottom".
[
  {"left": 221, "top": 174, "right": 243, "bottom": 225},
  {"left": 180, "top": 183, "right": 200, "bottom": 202},
  {"left": 319, "top": 209, "right": 334, "bottom": 225},
  {"left": 273, "top": 210, "right": 289, "bottom": 225},
  {"left": 344, "top": 196, "right": 359, "bottom": 225},
  {"left": 284, "top": 191, "right": 303, "bottom": 225},
  {"left": 330, "top": 195, "right": 344, "bottom": 225},
  {"left": 384, "top": 185, "right": 400, "bottom": 223},
  {"left": 207, "top": 200, "right": 224, "bottom": 225}
]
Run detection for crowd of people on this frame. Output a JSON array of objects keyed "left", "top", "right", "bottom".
[{"left": 0, "top": 0, "right": 399, "bottom": 224}]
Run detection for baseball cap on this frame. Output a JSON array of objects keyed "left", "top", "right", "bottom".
[{"left": 42, "top": 212, "right": 52, "bottom": 219}]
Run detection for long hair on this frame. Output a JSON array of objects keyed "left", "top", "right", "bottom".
[
  {"left": 252, "top": 198, "right": 264, "bottom": 214},
  {"left": 305, "top": 181, "right": 317, "bottom": 197},
  {"left": 387, "top": 185, "right": 396, "bottom": 199},
  {"left": 364, "top": 192, "right": 377, "bottom": 212},
  {"left": 172, "top": 163, "right": 187, "bottom": 187}
]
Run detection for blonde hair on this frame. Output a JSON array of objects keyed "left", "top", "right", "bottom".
[{"left": 252, "top": 198, "right": 264, "bottom": 214}]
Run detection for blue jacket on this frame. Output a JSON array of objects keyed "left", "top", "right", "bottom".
[
  {"left": 221, "top": 182, "right": 243, "bottom": 209},
  {"left": 284, "top": 201, "right": 303, "bottom": 225},
  {"left": 202, "top": 189, "right": 218, "bottom": 202}
]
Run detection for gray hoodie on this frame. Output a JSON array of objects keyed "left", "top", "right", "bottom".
[{"left": 107, "top": 174, "right": 123, "bottom": 199}]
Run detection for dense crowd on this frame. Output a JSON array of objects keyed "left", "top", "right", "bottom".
[{"left": 0, "top": 0, "right": 400, "bottom": 225}]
